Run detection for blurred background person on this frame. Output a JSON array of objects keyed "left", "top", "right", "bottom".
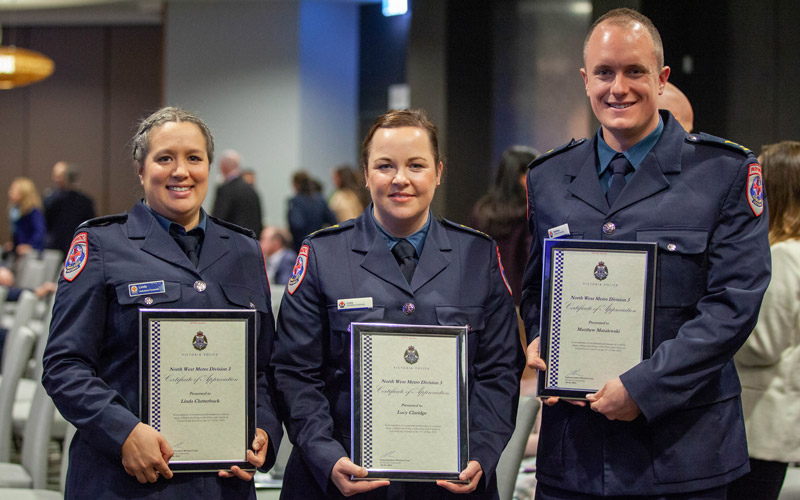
[
  {"left": 43, "top": 161, "right": 96, "bottom": 256},
  {"left": 241, "top": 168, "right": 257, "bottom": 186},
  {"left": 328, "top": 164, "right": 368, "bottom": 222},
  {"left": 260, "top": 225, "right": 296, "bottom": 285},
  {"left": 470, "top": 146, "right": 538, "bottom": 306},
  {"left": 658, "top": 82, "right": 694, "bottom": 133},
  {"left": 212, "top": 149, "right": 264, "bottom": 236},
  {"left": 4, "top": 177, "right": 46, "bottom": 262},
  {"left": 42, "top": 107, "right": 282, "bottom": 500},
  {"left": 287, "top": 170, "right": 336, "bottom": 252},
  {"left": 729, "top": 140, "right": 800, "bottom": 500}
]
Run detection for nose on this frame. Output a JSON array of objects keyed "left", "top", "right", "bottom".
[
  {"left": 610, "top": 73, "right": 628, "bottom": 95},
  {"left": 171, "top": 158, "right": 189, "bottom": 178},
  {"left": 392, "top": 166, "right": 410, "bottom": 186}
]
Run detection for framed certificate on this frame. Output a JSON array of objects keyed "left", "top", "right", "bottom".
[
  {"left": 537, "top": 239, "right": 657, "bottom": 399},
  {"left": 351, "top": 323, "right": 468, "bottom": 483},
  {"left": 139, "top": 309, "right": 256, "bottom": 472}
]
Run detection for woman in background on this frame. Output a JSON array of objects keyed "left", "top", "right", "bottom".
[
  {"left": 729, "top": 140, "right": 800, "bottom": 500},
  {"left": 470, "top": 146, "right": 538, "bottom": 305},
  {"left": 328, "top": 165, "right": 368, "bottom": 222},
  {"left": 5, "top": 177, "right": 46, "bottom": 259}
]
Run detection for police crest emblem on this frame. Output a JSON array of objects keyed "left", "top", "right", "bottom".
[
  {"left": 404, "top": 345, "right": 419, "bottom": 364},
  {"left": 192, "top": 331, "right": 208, "bottom": 351},
  {"left": 594, "top": 261, "right": 608, "bottom": 281},
  {"left": 287, "top": 245, "right": 309, "bottom": 295}
]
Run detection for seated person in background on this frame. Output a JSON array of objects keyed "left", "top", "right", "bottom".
[{"left": 260, "top": 226, "right": 296, "bottom": 285}]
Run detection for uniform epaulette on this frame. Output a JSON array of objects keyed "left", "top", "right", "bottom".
[
  {"left": 686, "top": 133, "right": 754, "bottom": 156},
  {"left": 307, "top": 220, "right": 352, "bottom": 239},
  {"left": 207, "top": 216, "right": 257, "bottom": 239},
  {"left": 439, "top": 218, "right": 492, "bottom": 240},
  {"left": 78, "top": 212, "right": 128, "bottom": 228},
  {"left": 530, "top": 138, "right": 587, "bottom": 168}
]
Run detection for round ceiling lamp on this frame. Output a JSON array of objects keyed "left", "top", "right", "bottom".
[{"left": 0, "top": 45, "right": 55, "bottom": 89}]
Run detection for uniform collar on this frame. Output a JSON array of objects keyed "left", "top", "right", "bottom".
[
  {"left": 370, "top": 206, "right": 431, "bottom": 259},
  {"left": 597, "top": 116, "right": 664, "bottom": 176},
  {"left": 141, "top": 199, "right": 207, "bottom": 236}
]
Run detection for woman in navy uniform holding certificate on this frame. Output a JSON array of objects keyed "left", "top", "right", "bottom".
[
  {"left": 272, "top": 109, "right": 524, "bottom": 499},
  {"left": 42, "top": 107, "right": 282, "bottom": 500}
]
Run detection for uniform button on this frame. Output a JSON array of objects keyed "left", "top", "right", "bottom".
[
  {"left": 402, "top": 303, "right": 415, "bottom": 315},
  {"left": 667, "top": 243, "right": 677, "bottom": 252},
  {"left": 144, "top": 297, "right": 154, "bottom": 306},
  {"left": 194, "top": 280, "right": 207, "bottom": 293},
  {"left": 249, "top": 302, "right": 256, "bottom": 309},
  {"left": 602, "top": 222, "right": 616, "bottom": 235}
]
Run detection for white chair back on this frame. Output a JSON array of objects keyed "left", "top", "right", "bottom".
[{"left": 0, "top": 326, "right": 37, "bottom": 463}]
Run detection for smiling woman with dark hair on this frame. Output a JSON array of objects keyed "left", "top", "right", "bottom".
[{"left": 42, "top": 106, "right": 282, "bottom": 500}]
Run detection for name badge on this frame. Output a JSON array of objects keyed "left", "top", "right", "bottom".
[
  {"left": 548, "top": 223, "right": 571, "bottom": 239},
  {"left": 129, "top": 280, "right": 166, "bottom": 297},
  {"left": 337, "top": 297, "right": 373, "bottom": 311}
]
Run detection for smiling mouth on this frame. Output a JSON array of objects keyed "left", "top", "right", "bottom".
[
  {"left": 390, "top": 193, "right": 413, "bottom": 199},
  {"left": 608, "top": 102, "right": 634, "bottom": 109},
  {"left": 168, "top": 186, "right": 192, "bottom": 192}
]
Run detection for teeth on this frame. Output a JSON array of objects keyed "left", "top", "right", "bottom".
[
  {"left": 169, "top": 186, "right": 190, "bottom": 192},
  {"left": 609, "top": 103, "right": 632, "bottom": 109}
]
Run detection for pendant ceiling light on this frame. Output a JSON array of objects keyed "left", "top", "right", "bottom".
[{"left": 0, "top": 23, "right": 55, "bottom": 89}]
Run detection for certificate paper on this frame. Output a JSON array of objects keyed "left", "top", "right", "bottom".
[
  {"left": 351, "top": 323, "right": 468, "bottom": 482},
  {"left": 140, "top": 309, "right": 256, "bottom": 472},
  {"left": 538, "top": 239, "right": 656, "bottom": 399}
]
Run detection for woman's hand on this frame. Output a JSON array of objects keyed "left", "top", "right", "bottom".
[
  {"left": 218, "top": 428, "right": 269, "bottom": 480},
  {"left": 121, "top": 422, "right": 174, "bottom": 483},
  {"left": 330, "top": 457, "right": 390, "bottom": 496},
  {"left": 436, "top": 460, "right": 483, "bottom": 494}
]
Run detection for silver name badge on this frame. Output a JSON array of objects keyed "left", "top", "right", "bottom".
[{"left": 337, "top": 297, "right": 373, "bottom": 310}]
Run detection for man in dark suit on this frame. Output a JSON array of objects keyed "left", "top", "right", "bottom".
[
  {"left": 259, "top": 225, "right": 296, "bottom": 285},
  {"left": 44, "top": 161, "right": 96, "bottom": 255},
  {"left": 520, "top": 8, "right": 770, "bottom": 499},
  {"left": 212, "top": 150, "right": 263, "bottom": 236}
]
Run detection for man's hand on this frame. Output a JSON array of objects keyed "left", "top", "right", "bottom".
[
  {"left": 121, "top": 423, "right": 173, "bottom": 483},
  {"left": 527, "top": 338, "right": 586, "bottom": 407},
  {"left": 587, "top": 377, "right": 641, "bottom": 421},
  {"left": 330, "top": 457, "right": 390, "bottom": 497}
]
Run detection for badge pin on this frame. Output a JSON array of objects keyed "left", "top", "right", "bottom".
[
  {"left": 337, "top": 297, "right": 374, "bottom": 310},
  {"left": 547, "top": 223, "right": 571, "bottom": 239},
  {"left": 402, "top": 302, "right": 415, "bottom": 315},
  {"left": 602, "top": 222, "right": 616, "bottom": 235}
]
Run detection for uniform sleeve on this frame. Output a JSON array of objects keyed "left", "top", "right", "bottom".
[
  {"left": 254, "top": 242, "right": 283, "bottom": 471},
  {"left": 520, "top": 170, "right": 543, "bottom": 344},
  {"left": 41, "top": 230, "right": 141, "bottom": 457},
  {"left": 271, "top": 241, "right": 346, "bottom": 490},
  {"left": 735, "top": 243, "right": 800, "bottom": 368},
  {"left": 468, "top": 241, "right": 525, "bottom": 487},
  {"left": 621, "top": 156, "right": 772, "bottom": 422}
]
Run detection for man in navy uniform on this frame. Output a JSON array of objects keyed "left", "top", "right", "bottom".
[{"left": 521, "top": 8, "right": 770, "bottom": 499}]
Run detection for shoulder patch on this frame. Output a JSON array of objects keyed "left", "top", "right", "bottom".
[
  {"left": 287, "top": 244, "right": 309, "bottom": 295},
  {"left": 439, "top": 218, "right": 492, "bottom": 240},
  {"left": 686, "top": 133, "right": 753, "bottom": 156},
  {"left": 64, "top": 232, "right": 89, "bottom": 281},
  {"left": 78, "top": 212, "right": 127, "bottom": 228},
  {"left": 207, "top": 216, "right": 257, "bottom": 239},
  {"left": 747, "top": 162, "right": 764, "bottom": 217},
  {"left": 307, "top": 221, "right": 352, "bottom": 239},
  {"left": 530, "top": 138, "right": 587, "bottom": 168}
]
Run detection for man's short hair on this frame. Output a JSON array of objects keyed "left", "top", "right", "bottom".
[{"left": 584, "top": 8, "right": 664, "bottom": 69}]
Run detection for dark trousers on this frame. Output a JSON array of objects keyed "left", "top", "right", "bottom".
[
  {"left": 535, "top": 482, "right": 728, "bottom": 500},
  {"left": 727, "top": 458, "right": 788, "bottom": 500}
]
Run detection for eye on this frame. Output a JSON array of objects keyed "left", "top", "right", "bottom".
[
  {"left": 156, "top": 155, "right": 172, "bottom": 163},
  {"left": 375, "top": 163, "right": 393, "bottom": 171},
  {"left": 188, "top": 155, "right": 204, "bottom": 162},
  {"left": 409, "top": 163, "right": 426, "bottom": 170}
]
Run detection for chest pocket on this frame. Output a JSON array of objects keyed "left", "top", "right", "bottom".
[
  {"left": 115, "top": 280, "right": 180, "bottom": 307},
  {"left": 637, "top": 229, "right": 709, "bottom": 308},
  {"left": 327, "top": 306, "right": 386, "bottom": 359},
  {"left": 435, "top": 306, "right": 485, "bottom": 361},
  {"left": 219, "top": 282, "right": 268, "bottom": 313}
]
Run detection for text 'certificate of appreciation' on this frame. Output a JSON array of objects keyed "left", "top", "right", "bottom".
[
  {"left": 351, "top": 323, "right": 468, "bottom": 482},
  {"left": 140, "top": 309, "right": 256, "bottom": 472},
  {"left": 538, "top": 239, "right": 656, "bottom": 399}
]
